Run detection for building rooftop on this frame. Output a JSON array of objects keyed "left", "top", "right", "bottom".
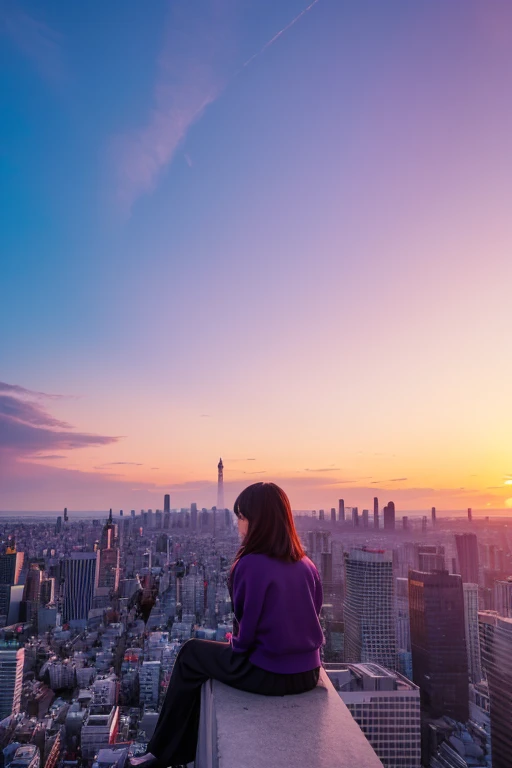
[{"left": 324, "top": 663, "right": 418, "bottom": 693}]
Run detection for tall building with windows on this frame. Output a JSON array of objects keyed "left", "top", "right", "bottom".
[
  {"left": 325, "top": 663, "right": 421, "bottom": 768},
  {"left": 494, "top": 578, "right": 512, "bottom": 618},
  {"left": 96, "top": 512, "right": 120, "bottom": 598},
  {"left": 408, "top": 569, "right": 468, "bottom": 721},
  {"left": 0, "top": 551, "right": 24, "bottom": 586},
  {"left": 395, "top": 577, "right": 412, "bottom": 680},
  {"left": 415, "top": 544, "right": 446, "bottom": 573},
  {"left": 455, "top": 533, "right": 479, "bottom": 584},
  {"left": 479, "top": 611, "right": 512, "bottom": 768},
  {"left": 344, "top": 548, "right": 396, "bottom": 669},
  {"left": 63, "top": 552, "right": 99, "bottom": 623},
  {"left": 96, "top": 547, "right": 120, "bottom": 593},
  {"left": 164, "top": 494, "right": 170, "bottom": 513},
  {"left": 0, "top": 644, "right": 24, "bottom": 719},
  {"left": 463, "top": 583, "right": 482, "bottom": 684}
]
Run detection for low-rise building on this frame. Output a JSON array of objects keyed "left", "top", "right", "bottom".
[
  {"left": 325, "top": 662, "right": 421, "bottom": 768},
  {"left": 81, "top": 705, "right": 119, "bottom": 762}
]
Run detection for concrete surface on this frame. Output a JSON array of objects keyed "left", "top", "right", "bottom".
[{"left": 195, "top": 667, "right": 384, "bottom": 768}]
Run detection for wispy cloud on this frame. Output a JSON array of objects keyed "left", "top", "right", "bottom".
[
  {"left": 111, "top": 2, "right": 233, "bottom": 216},
  {"left": 0, "top": 1, "right": 64, "bottom": 83},
  {"left": 29, "top": 454, "right": 67, "bottom": 460},
  {"left": 97, "top": 461, "right": 143, "bottom": 467},
  {"left": 0, "top": 382, "right": 119, "bottom": 457},
  {"left": 304, "top": 466, "right": 341, "bottom": 472},
  {"left": 0, "top": 381, "right": 71, "bottom": 400},
  {"left": 0, "top": 394, "right": 71, "bottom": 429},
  {"left": 111, "top": 0, "right": 321, "bottom": 215}
]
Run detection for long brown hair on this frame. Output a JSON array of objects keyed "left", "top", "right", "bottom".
[{"left": 227, "top": 482, "right": 306, "bottom": 598}]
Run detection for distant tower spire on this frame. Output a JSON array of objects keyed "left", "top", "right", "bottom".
[{"left": 217, "top": 458, "right": 225, "bottom": 511}]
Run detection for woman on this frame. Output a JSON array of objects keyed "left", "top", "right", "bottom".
[{"left": 129, "top": 482, "right": 325, "bottom": 768}]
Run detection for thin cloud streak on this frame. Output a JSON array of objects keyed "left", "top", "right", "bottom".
[
  {"left": 304, "top": 467, "right": 341, "bottom": 472},
  {"left": 29, "top": 454, "right": 67, "bottom": 460},
  {"left": 242, "top": 0, "right": 321, "bottom": 68}
]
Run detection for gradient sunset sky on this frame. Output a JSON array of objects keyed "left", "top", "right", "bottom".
[{"left": 1, "top": 0, "right": 512, "bottom": 513}]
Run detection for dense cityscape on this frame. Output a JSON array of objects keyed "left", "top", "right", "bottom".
[{"left": 0, "top": 459, "right": 511, "bottom": 768}]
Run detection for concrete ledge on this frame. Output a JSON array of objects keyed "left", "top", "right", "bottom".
[{"left": 195, "top": 668, "right": 383, "bottom": 768}]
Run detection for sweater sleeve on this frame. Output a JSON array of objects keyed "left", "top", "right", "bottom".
[{"left": 230, "top": 557, "right": 268, "bottom": 654}]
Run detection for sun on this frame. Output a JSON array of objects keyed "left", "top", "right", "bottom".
[{"left": 506, "top": 498, "right": 512, "bottom": 508}]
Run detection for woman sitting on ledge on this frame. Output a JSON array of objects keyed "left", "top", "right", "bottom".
[{"left": 129, "top": 481, "right": 326, "bottom": 768}]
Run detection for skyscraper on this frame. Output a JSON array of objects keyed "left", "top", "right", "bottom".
[
  {"left": 395, "top": 577, "right": 412, "bottom": 680},
  {"left": 0, "top": 552, "right": 24, "bottom": 585},
  {"left": 321, "top": 552, "right": 333, "bottom": 584},
  {"left": 494, "top": 578, "right": 512, "bottom": 618},
  {"left": 100, "top": 509, "right": 117, "bottom": 550},
  {"left": 338, "top": 499, "right": 345, "bottom": 523},
  {"left": 23, "top": 565, "right": 42, "bottom": 602},
  {"left": 479, "top": 611, "right": 512, "bottom": 768},
  {"left": 0, "top": 551, "right": 25, "bottom": 625},
  {"left": 217, "top": 458, "right": 224, "bottom": 511},
  {"left": 191, "top": 503, "right": 198, "bottom": 531},
  {"left": 383, "top": 501, "right": 395, "bottom": 531},
  {"left": 431, "top": 506, "right": 436, "bottom": 526},
  {"left": 63, "top": 552, "right": 99, "bottom": 623},
  {"left": 463, "top": 583, "right": 482, "bottom": 684},
  {"left": 455, "top": 533, "right": 479, "bottom": 584},
  {"left": 417, "top": 545, "right": 445, "bottom": 572},
  {"left": 164, "top": 494, "right": 170, "bottom": 513},
  {"left": 344, "top": 548, "right": 396, "bottom": 669},
  {"left": 330, "top": 507, "right": 336, "bottom": 523},
  {"left": 408, "top": 569, "right": 468, "bottom": 721},
  {"left": 96, "top": 547, "right": 120, "bottom": 593},
  {"left": 0, "top": 644, "right": 24, "bottom": 719},
  {"left": 373, "top": 497, "right": 379, "bottom": 529}
]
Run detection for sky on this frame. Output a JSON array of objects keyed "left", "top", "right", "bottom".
[{"left": 1, "top": 0, "right": 512, "bottom": 514}]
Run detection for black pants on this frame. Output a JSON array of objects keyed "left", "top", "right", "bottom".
[{"left": 147, "top": 638, "right": 321, "bottom": 766}]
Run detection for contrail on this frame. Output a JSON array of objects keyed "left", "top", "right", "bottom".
[{"left": 243, "top": 0, "right": 321, "bottom": 68}]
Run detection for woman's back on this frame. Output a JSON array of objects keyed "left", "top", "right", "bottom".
[{"left": 229, "top": 552, "right": 325, "bottom": 674}]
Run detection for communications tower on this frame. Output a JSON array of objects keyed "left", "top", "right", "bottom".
[{"left": 217, "top": 458, "right": 224, "bottom": 511}]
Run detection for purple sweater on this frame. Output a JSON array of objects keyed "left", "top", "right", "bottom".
[{"left": 229, "top": 553, "right": 325, "bottom": 674}]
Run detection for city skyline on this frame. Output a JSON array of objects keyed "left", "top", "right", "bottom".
[{"left": 2, "top": 0, "right": 512, "bottom": 512}]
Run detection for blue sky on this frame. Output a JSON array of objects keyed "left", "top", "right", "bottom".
[{"left": 1, "top": 0, "right": 512, "bottom": 512}]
